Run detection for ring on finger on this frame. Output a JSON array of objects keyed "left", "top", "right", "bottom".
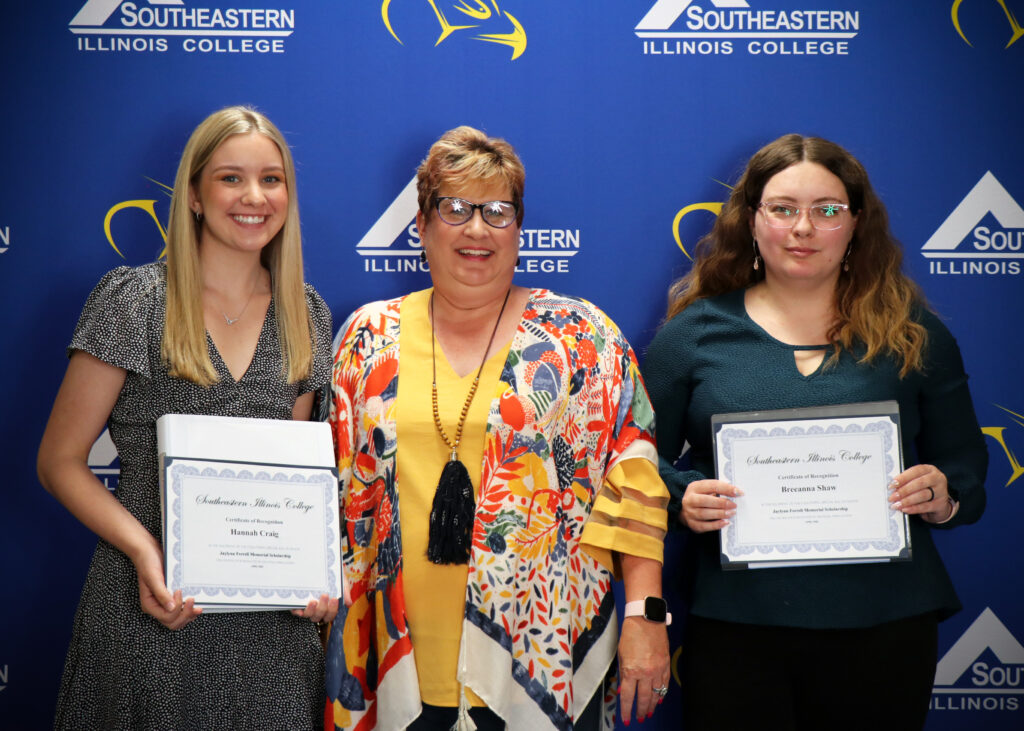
[
  {"left": 926, "top": 486, "right": 935, "bottom": 501},
  {"left": 653, "top": 685, "right": 668, "bottom": 697}
]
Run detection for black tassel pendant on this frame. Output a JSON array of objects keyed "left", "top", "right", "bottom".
[
  {"left": 426, "top": 288, "right": 509, "bottom": 566},
  {"left": 427, "top": 455, "right": 475, "bottom": 564}
]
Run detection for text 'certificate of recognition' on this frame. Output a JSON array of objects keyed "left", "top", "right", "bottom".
[
  {"left": 164, "top": 458, "right": 339, "bottom": 610},
  {"left": 158, "top": 414, "right": 341, "bottom": 611},
  {"left": 713, "top": 401, "right": 910, "bottom": 570}
]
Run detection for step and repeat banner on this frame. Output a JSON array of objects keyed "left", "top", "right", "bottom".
[{"left": 1, "top": 2, "right": 1022, "bottom": 728}]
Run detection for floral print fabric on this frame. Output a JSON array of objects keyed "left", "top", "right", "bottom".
[{"left": 325, "top": 289, "right": 663, "bottom": 731}]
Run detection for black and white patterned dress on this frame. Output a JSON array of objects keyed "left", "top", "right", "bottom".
[{"left": 54, "top": 262, "right": 334, "bottom": 730}]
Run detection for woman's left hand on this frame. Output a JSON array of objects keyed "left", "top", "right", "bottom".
[
  {"left": 617, "top": 617, "right": 670, "bottom": 725},
  {"left": 889, "top": 464, "right": 954, "bottom": 523},
  {"left": 291, "top": 593, "right": 339, "bottom": 624}
]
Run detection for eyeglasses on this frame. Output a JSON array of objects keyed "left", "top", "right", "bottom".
[
  {"left": 757, "top": 202, "right": 852, "bottom": 231},
  {"left": 435, "top": 197, "right": 518, "bottom": 229}
]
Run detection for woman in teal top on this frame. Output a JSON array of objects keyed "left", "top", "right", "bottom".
[{"left": 643, "top": 134, "right": 987, "bottom": 730}]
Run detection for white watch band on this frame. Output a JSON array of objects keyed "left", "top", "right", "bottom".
[{"left": 623, "top": 599, "right": 672, "bottom": 625}]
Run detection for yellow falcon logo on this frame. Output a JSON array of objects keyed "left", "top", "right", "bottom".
[
  {"left": 952, "top": 0, "right": 1024, "bottom": 48},
  {"left": 382, "top": 0, "right": 527, "bottom": 60}
]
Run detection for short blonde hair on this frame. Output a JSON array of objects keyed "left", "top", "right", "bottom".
[
  {"left": 416, "top": 125, "right": 525, "bottom": 226},
  {"left": 162, "top": 105, "right": 313, "bottom": 386}
]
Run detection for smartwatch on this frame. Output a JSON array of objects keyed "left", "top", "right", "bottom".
[{"left": 623, "top": 596, "right": 672, "bottom": 625}]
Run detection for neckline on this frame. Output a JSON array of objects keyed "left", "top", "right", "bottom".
[
  {"left": 206, "top": 296, "right": 273, "bottom": 383},
  {"left": 411, "top": 287, "right": 530, "bottom": 381},
  {"left": 736, "top": 288, "right": 831, "bottom": 351}
]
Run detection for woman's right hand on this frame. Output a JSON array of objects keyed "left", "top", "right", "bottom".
[
  {"left": 132, "top": 540, "right": 202, "bottom": 630},
  {"left": 680, "top": 479, "right": 743, "bottom": 532}
]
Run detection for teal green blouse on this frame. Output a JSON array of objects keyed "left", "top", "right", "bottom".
[{"left": 642, "top": 289, "right": 988, "bottom": 628}]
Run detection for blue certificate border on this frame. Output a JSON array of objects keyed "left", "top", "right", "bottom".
[
  {"left": 164, "top": 458, "right": 340, "bottom": 605},
  {"left": 711, "top": 401, "right": 911, "bottom": 569}
]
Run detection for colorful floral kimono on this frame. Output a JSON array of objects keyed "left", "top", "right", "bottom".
[{"left": 325, "top": 289, "right": 665, "bottom": 730}]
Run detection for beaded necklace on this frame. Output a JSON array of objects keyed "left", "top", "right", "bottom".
[{"left": 426, "top": 288, "right": 511, "bottom": 564}]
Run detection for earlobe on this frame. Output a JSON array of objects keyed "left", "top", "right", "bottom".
[{"left": 415, "top": 210, "right": 428, "bottom": 240}]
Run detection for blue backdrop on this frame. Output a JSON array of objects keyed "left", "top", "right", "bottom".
[{"left": 2, "top": 2, "right": 1022, "bottom": 728}]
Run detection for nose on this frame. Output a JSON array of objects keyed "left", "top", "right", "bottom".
[
  {"left": 791, "top": 208, "right": 815, "bottom": 235},
  {"left": 463, "top": 207, "right": 488, "bottom": 236},
  {"left": 242, "top": 181, "right": 266, "bottom": 206}
]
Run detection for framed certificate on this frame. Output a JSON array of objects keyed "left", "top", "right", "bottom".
[
  {"left": 712, "top": 401, "right": 910, "bottom": 570},
  {"left": 157, "top": 414, "right": 341, "bottom": 611}
]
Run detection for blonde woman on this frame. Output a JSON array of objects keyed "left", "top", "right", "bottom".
[{"left": 38, "top": 106, "right": 335, "bottom": 730}]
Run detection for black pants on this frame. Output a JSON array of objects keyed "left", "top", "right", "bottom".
[
  {"left": 407, "top": 687, "right": 603, "bottom": 730},
  {"left": 682, "top": 613, "right": 938, "bottom": 731}
]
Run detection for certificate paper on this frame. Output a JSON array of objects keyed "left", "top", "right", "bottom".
[
  {"left": 157, "top": 414, "right": 341, "bottom": 611},
  {"left": 713, "top": 401, "right": 910, "bottom": 570}
]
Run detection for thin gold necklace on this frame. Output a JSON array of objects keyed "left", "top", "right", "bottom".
[
  {"left": 220, "top": 271, "right": 262, "bottom": 325},
  {"left": 426, "top": 288, "right": 511, "bottom": 564}
]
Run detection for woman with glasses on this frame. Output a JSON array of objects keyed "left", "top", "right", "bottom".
[
  {"left": 324, "top": 126, "right": 670, "bottom": 730},
  {"left": 642, "top": 134, "right": 987, "bottom": 729}
]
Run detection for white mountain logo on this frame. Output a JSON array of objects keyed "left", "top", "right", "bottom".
[
  {"left": 637, "top": 0, "right": 751, "bottom": 31},
  {"left": 355, "top": 177, "right": 419, "bottom": 253},
  {"left": 922, "top": 172, "right": 1024, "bottom": 256},
  {"left": 934, "top": 607, "right": 1024, "bottom": 687}
]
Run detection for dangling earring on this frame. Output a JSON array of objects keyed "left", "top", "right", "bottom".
[
  {"left": 752, "top": 239, "right": 762, "bottom": 272},
  {"left": 193, "top": 209, "right": 203, "bottom": 224},
  {"left": 420, "top": 250, "right": 427, "bottom": 263},
  {"left": 842, "top": 245, "right": 852, "bottom": 273}
]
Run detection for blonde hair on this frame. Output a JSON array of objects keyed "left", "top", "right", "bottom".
[
  {"left": 666, "top": 134, "right": 928, "bottom": 377},
  {"left": 416, "top": 125, "right": 526, "bottom": 226},
  {"left": 162, "top": 105, "right": 313, "bottom": 386}
]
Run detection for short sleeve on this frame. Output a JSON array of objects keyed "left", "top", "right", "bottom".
[
  {"left": 68, "top": 264, "right": 163, "bottom": 376},
  {"left": 299, "top": 284, "right": 334, "bottom": 395}
]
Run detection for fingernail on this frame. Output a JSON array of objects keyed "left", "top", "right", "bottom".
[
  {"left": 167, "top": 602, "right": 175, "bottom": 611},
  {"left": 734, "top": 488, "right": 745, "bottom": 496},
  {"left": 725, "top": 510, "right": 736, "bottom": 517},
  {"left": 891, "top": 501, "right": 901, "bottom": 510},
  {"left": 889, "top": 479, "right": 900, "bottom": 489},
  {"left": 721, "top": 519, "right": 730, "bottom": 526}
]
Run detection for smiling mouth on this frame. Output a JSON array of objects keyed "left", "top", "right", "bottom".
[
  {"left": 233, "top": 215, "right": 265, "bottom": 224},
  {"left": 458, "top": 248, "right": 492, "bottom": 256}
]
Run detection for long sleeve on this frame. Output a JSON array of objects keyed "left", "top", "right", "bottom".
[
  {"left": 632, "top": 290, "right": 987, "bottom": 629},
  {"left": 914, "top": 310, "right": 988, "bottom": 528},
  {"left": 642, "top": 305, "right": 709, "bottom": 521}
]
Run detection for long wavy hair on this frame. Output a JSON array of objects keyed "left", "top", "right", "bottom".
[
  {"left": 665, "top": 134, "right": 928, "bottom": 376},
  {"left": 162, "top": 105, "right": 313, "bottom": 386}
]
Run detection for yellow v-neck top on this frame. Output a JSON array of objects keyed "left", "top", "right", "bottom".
[{"left": 396, "top": 289, "right": 511, "bottom": 707}]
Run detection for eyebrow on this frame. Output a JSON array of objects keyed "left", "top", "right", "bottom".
[
  {"left": 763, "top": 195, "right": 847, "bottom": 205},
  {"left": 209, "top": 163, "right": 285, "bottom": 174}
]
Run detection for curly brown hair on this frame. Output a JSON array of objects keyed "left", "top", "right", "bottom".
[{"left": 665, "top": 134, "right": 928, "bottom": 377}]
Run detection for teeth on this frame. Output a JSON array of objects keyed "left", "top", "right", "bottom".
[
  {"left": 458, "top": 248, "right": 490, "bottom": 256},
  {"left": 233, "top": 215, "right": 265, "bottom": 224}
]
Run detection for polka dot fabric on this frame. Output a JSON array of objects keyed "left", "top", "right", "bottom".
[{"left": 54, "top": 262, "right": 333, "bottom": 730}]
